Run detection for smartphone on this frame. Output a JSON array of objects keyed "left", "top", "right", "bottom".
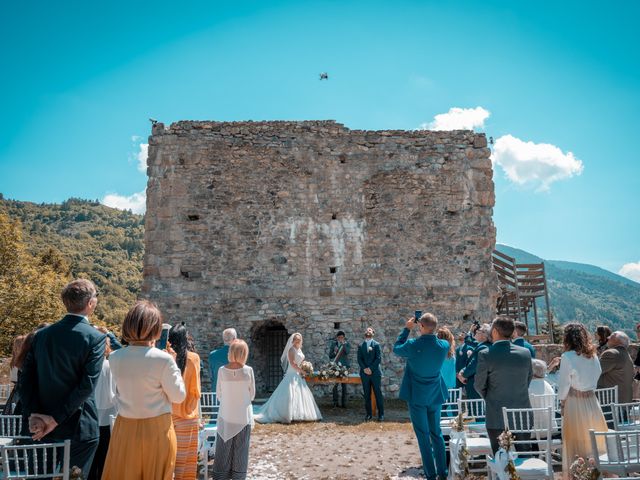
[
  {"left": 414, "top": 310, "right": 422, "bottom": 325},
  {"left": 156, "top": 324, "right": 171, "bottom": 350}
]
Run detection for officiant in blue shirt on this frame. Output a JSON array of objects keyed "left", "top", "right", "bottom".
[{"left": 394, "top": 312, "right": 449, "bottom": 480}]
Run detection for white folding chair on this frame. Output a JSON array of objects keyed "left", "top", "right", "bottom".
[
  {"left": 0, "top": 415, "right": 24, "bottom": 439},
  {"left": 0, "top": 439, "right": 71, "bottom": 479},
  {"left": 488, "top": 407, "right": 554, "bottom": 480},
  {"left": 529, "top": 393, "right": 562, "bottom": 463},
  {"left": 441, "top": 388, "right": 461, "bottom": 436},
  {"left": 596, "top": 385, "right": 619, "bottom": 425},
  {"left": 614, "top": 403, "right": 640, "bottom": 431},
  {"left": 0, "top": 385, "right": 12, "bottom": 411},
  {"left": 198, "top": 392, "right": 220, "bottom": 479},
  {"left": 457, "top": 398, "right": 491, "bottom": 475},
  {"left": 590, "top": 429, "right": 640, "bottom": 477}
]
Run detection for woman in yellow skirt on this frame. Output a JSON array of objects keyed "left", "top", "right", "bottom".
[
  {"left": 555, "top": 323, "right": 607, "bottom": 479},
  {"left": 101, "top": 301, "right": 186, "bottom": 480},
  {"left": 169, "top": 323, "right": 201, "bottom": 480}
]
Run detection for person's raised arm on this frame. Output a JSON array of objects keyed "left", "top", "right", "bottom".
[
  {"left": 393, "top": 319, "right": 414, "bottom": 358},
  {"left": 161, "top": 356, "right": 186, "bottom": 404}
]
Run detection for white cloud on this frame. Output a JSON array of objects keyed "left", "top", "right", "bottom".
[
  {"left": 491, "top": 134, "right": 584, "bottom": 191},
  {"left": 421, "top": 106, "right": 490, "bottom": 131},
  {"left": 102, "top": 191, "right": 146, "bottom": 214},
  {"left": 619, "top": 262, "right": 640, "bottom": 283},
  {"left": 136, "top": 143, "right": 149, "bottom": 173}
]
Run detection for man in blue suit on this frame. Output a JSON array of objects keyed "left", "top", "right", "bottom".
[
  {"left": 457, "top": 323, "right": 491, "bottom": 398},
  {"left": 357, "top": 327, "right": 384, "bottom": 421},
  {"left": 394, "top": 313, "right": 449, "bottom": 480},
  {"left": 512, "top": 321, "right": 537, "bottom": 358},
  {"left": 208, "top": 328, "right": 237, "bottom": 390}
]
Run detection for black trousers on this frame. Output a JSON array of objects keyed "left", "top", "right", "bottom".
[
  {"left": 51, "top": 436, "right": 99, "bottom": 479},
  {"left": 87, "top": 426, "right": 111, "bottom": 480},
  {"left": 333, "top": 383, "right": 347, "bottom": 407}
]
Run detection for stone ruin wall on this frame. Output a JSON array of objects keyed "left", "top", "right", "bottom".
[{"left": 142, "top": 120, "right": 498, "bottom": 395}]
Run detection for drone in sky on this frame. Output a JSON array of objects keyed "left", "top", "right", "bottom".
[{"left": 319, "top": 72, "right": 329, "bottom": 80}]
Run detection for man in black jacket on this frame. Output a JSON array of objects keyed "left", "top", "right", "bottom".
[{"left": 20, "top": 279, "right": 106, "bottom": 476}]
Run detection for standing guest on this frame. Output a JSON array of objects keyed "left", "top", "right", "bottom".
[
  {"left": 513, "top": 321, "right": 536, "bottom": 358},
  {"left": 457, "top": 323, "right": 491, "bottom": 399},
  {"left": 87, "top": 337, "right": 117, "bottom": 480},
  {"left": 474, "top": 316, "right": 533, "bottom": 454},
  {"left": 102, "top": 301, "right": 186, "bottom": 480},
  {"left": 455, "top": 329, "right": 476, "bottom": 388},
  {"left": 597, "top": 331, "right": 634, "bottom": 403},
  {"left": 1, "top": 335, "right": 25, "bottom": 414},
  {"left": 555, "top": 323, "right": 607, "bottom": 479},
  {"left": 11, "top": 324, "right": 50, "bottom": 416},
  {"left": 437, "top": 327, "right": 457, "bottom": 391},
  {"left": 528, "top": 359, "right": 556, "bottom": 434},
  {"left": 394, "top": 313, "right": 449, "bottom": 480},
  {"left": 19, "top": 279, "right": 106, "bottom": 477},
  {"left": 357, "top": 327, "right": 384, "bottom": 421},
  {"left": 595, "top": 325, "right": 612, "bottom": 356},
  {"left": 634, "top": 323, "right": 640, "bottom": 400},
  {"left": 169, "top": 323, "right": 202, "bottom": 480},
  {"left": 328, "top": 330, "right": 351, "bottom": 408},
  {"left": 209, "top": 328, "right": 237, "bottom": 391},
  {"left": 213, "top": 339, "right": 255, "bottom": 480}
]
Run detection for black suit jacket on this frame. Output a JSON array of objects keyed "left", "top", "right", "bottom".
[
  {"left": 19, "top": 314, "right": 106, "bottom": 441},
  {"left": 474, "top": 340, "right": 533, "bottom": 430}
]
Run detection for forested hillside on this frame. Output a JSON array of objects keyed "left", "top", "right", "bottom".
[{"left": 0, "top": 198, "right": 144, "bottom": 346}]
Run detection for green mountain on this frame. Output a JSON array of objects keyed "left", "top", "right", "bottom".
[
  {"left": 0, "top": 197, "right": 144, "bottom": 329},
  {"left": 496, "top": 243, "right": 640, "bottom": 334}
]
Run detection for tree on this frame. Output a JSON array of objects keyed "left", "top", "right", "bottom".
[{"left": 0, "top": 212, "right": 67, "bottom": 355}]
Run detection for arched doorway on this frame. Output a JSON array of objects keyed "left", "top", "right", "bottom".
[{"left": 250, "top": 320, "right": 289, "bottom": 393}]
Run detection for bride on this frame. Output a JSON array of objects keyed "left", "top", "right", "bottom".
[{"left": 254, "top": 332, "right": 322, "bottom": 424}]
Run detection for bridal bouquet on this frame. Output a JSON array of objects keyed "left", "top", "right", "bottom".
[
  {"left": 317, "top": 361, "right": 349, "bottom": 380},
  {"left": 568, "top": 456, "right": 599, "bottom": 480},
  {"left": 300, "top": 361, "right": 314, "bottom": 376}
]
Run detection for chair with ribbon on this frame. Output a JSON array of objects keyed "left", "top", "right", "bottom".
[
  {"left": 457, "top": 398, "right": 492, "bottom": 476},
  {"left": 488, "top": 406, "right": 554, "bottom": 480},
  {"left": 590, "top": 429, "right": 640, "bottom": 477}
]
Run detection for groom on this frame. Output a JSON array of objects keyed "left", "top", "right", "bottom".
[
  {"left": 357, "top": 327, "right": 384, "bottom": 421},
  {"left": 394, "top": 312, "right": 449, "bottom": 480}
]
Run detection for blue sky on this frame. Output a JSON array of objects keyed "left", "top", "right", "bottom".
[{"left": 0, "top": 0, "right": 638, "bottom": 278}]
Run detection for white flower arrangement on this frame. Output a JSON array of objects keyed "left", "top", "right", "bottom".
[{"left": 316, "top": 361, "right": 349, "bottom": 380}]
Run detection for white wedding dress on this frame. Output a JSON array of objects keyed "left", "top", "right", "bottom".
[{"left": 254, "top": 345, "right": 322, "bottom": 424}]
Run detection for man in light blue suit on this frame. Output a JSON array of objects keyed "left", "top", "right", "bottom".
[
  {"left": 394, "top": 312, "right": 449, "bottom": 480},
  {"left": 208, "top": 328, "right": 237, "bottom": 390}
]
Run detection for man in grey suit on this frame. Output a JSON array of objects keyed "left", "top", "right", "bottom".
[
  {"left": 598, "top": 331, "right": 634, "bottom": 403},
  {"left": 475, "top": 316, "right": 533, "bottom": 454}
]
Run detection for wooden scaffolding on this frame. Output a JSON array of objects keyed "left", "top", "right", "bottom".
[{"left": 492, "top": 250, "right": 554, "bottom": 343}]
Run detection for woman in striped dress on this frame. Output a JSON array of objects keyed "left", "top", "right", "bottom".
[{"left": 169, "top": 323, "right": 202, "bottom": 480}]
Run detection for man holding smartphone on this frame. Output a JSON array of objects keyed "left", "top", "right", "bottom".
[{"left": 393, "top": 312, "right": 449, "bottom": 480}]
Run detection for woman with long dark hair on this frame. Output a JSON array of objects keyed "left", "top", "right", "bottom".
[
  {"left": 556, "top": 323, "right": 607, "bottom": 479},
  {"left": 169, "top": 323, "right": 201, "bottom": 480},
  {"left": 595, "top": 325, "right": 612, "bottom": 356}
]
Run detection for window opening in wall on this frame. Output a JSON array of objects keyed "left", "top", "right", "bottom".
[
  {"left": 330, "top": 267, "right": 337, "bottom": 274},
  {"left": 334, "top": 322, "right": 341, "bottom": 330},
  {"left": 331, "top": 213, "right": 337, "bottom": 220},
  {"left": 187, "top": 214, "right": 200, "bottom": 221}
]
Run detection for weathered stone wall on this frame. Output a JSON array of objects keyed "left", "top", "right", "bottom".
[{"left": 142, "top": 120, "right": 498, "bottom": 394}]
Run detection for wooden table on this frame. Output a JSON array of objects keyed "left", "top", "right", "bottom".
[{"left": 305, "top": 374, "right": 379, "bottom": 417}]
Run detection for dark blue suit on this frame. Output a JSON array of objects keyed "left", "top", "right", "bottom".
[
  {"left": 394, "top": 328, "right": 449, "bottom": 480},
  {"left": 462, "top": 341, "right": 490, "bottom": 399},
  {"left": 513, "top": 337, "right": 536, "bottom": 358},
  {"left": 19, "top": 314, "right": 106, "bottom": 475},
  {"left": 357, "top": 339, "right": 384, "bottom": 418},
  {"left": 455, "top": 334, "right": 477, "bottom": 388}
]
